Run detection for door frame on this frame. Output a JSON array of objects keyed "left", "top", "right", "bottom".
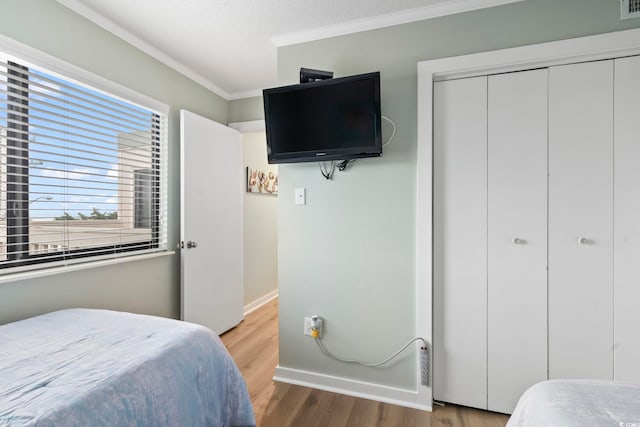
[{"left": 416, "top": 28, "right": 640, "bottom": 407}]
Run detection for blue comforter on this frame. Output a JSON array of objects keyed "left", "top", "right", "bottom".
[{"left": 0, "top": 309, "right": 255, "bottom": 427}]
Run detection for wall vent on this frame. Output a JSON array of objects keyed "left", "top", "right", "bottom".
[{"left": 621, "top": 0, "right": 640, "bottom": 20}]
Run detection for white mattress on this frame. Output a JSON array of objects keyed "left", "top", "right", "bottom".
[{"left": 507, "top": 380, "right": 640, "bottom": 427}]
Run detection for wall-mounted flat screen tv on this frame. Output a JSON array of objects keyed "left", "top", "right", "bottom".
[{"left": 263, "top": 72, "right": 382, "bottom": 164}]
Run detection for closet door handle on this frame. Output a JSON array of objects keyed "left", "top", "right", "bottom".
[
  {"left": 512, "top": 237, "right": 526, "bottom": 245},
  {"left": 577, "top": 237, "right": 589, "bottom": 245}
]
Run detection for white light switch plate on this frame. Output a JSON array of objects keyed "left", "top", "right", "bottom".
[{"left": 295, "top": 188, "right": 306, "bottom": 205}]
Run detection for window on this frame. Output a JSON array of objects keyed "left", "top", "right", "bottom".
[{"left": 0, "top": 51, "right": 167, "bottom": 273}]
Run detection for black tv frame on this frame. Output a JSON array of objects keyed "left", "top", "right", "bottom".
[{"left": 263, "top": 71, "right": 382, "bottom": 164}]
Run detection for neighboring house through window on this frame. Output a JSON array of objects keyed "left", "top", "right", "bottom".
[{"left": 134, "top": 168, "right": 152, "bottom": 229}]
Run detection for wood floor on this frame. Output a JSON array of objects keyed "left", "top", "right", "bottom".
[{"left": 220, "top": 298, "right": 510, "bottom": 427}]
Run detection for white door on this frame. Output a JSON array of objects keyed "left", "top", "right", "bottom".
[
  {"left": 487, "top": 69, "right": 548, "bottom": 414},
  {"left": 614, "top": 55, "right": 640, "bottom": 383},
  {"left": 433, "top": 76, "right": 488, "bottom": 410},
  {"left": 180, "top": 110, "right": 244, "bottom": 334},
  {"left": 548, "top": 60, "right": 614, "bottom": 380}
]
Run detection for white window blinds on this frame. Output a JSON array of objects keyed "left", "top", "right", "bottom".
[{"left": 0, "top": 55, "right": 167, "bottom": 272}]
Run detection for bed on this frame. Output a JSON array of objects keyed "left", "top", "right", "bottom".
[
  {"left": 0, "top": 308, "right": 255, "bottom": 427},
  {"left": 507, "top": 379, "right": 640, "bottom": 427}
]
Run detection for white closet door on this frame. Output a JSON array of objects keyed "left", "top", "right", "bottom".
[
  {"left": 433, "top": 76, "right": 488, "bottom": 409},
  {"left": 487, "top": 69, "right": 548, "bottom": 414},
  {"left": 548, "top": 60, "right": 614, "bottom": 380},
  {"left": 614, "top": 55, "right": 640, "bottom": 383}
]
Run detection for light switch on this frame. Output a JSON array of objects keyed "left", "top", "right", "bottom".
[{"left": 295, "top": 188, "right": 306, "bottom": 205}]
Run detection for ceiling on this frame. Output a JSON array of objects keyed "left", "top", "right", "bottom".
[{"left": 57, "top": 0, "right": 523, "bottom": 100}]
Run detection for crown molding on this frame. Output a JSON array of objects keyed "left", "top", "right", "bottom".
[
  {"left": 271, "top": 0, "right": 525, "bottom": 47},
  {"left": 228, "top": 120, "right": 265, "bottom": 133},
  {"left": 57, "top": 0, "right": 233, "bottom": 100},
  {"left": 227, "top": 87, "right": 265, "bottom": 100},
  {"left": 57, "top": 0, "right": 526, "bottom": 100}
]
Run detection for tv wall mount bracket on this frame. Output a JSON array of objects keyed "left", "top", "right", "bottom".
[{"left": 300, "top": 68, "right": 333, "bottom": 83}]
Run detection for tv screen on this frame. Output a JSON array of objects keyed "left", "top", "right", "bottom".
[{"left": 263, "top": 72, "right": 382, "bottom": 164}]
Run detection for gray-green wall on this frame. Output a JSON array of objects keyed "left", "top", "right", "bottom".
[
  {"left": 0, "top": 0, "right": 228, "bottom": 324},
  {"left": 274, "top": 0, "right": 639, "bottom": 400},
  {"left": 229, "top": 96, "right": 264, "bottom": 123}
]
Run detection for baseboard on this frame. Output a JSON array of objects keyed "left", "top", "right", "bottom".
[
  {"left": 273, "top": 365, "right": 432, "bottom": 412},
  {"left": 243, "top": 289, "right": 278, "bottom": 315}
]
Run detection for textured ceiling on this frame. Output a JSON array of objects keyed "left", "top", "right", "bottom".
[{"left": 57, "top": 0, "right": 523, "bottom": 99}]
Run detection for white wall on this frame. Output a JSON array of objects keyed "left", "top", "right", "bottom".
[{"left": 243, "top": 132, "right": 278, "bottom": 306}]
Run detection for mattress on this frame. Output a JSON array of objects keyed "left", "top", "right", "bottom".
[
  {"left": 0, "top": 308, "right": 255, "bottom": 427},
  {"left": 507, "top": 379, "right": 640, "bottom": 427}
]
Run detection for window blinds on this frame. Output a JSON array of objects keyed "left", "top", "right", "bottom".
[{"left": 0, "top": 56, "right": 167, "bottom": 271}]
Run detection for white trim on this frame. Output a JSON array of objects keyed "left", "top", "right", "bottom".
[
  {"left": 228, "top": 120, "right": 266, "bottom": 133},
  {"left": 56, "top": 0, "right": 232, "bottom": 101},
  {"left": 426, "top": 31, "right": 640, "bottom": 83},
  {"left": 271, "top": 0, "right": 525, "bottom": 47},
  {"left": 0, "top": 33, "right": 168, "bottom": 114},
  {"left": 415, "top": 64, "right": 433, "bottom": 412},
  {"left": 56, "top": 0, "right": 526, "bottom": 99},
  {"left": 273, "top": 365, "right": 432, "bottom": 412},
  {"left": 0, "top": 251, "right": 174, "bottom": 285},
  {"left": 417, "top": 27, "right": 640, "bottom": 407},
  {"left": 243, "top": 289, "right": 278, "bottom": 315},
  {"left": 228, "top": 88, "right": 264, "bottom": 101}
]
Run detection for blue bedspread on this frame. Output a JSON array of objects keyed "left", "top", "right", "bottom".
[{"left": 0, "top": 309, "right": 255, "bottom": 427}]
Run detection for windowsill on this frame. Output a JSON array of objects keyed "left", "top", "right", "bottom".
[{"left": 0, "top": 250, "right": 175, "bottom": 285}]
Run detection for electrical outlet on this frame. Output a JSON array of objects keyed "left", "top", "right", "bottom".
[{"left": 303, "top": 316, "right": 323, "bottom": 338}]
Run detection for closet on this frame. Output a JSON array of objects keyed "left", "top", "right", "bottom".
[
  {"left": 433, "top": 55, "right": 640, "bottom": 414},
  {"left": 614, "top": 55, "right": 640, "bottom": 385},
  {"left": 487, "top": 68, "right": 548, "bottom": 413},
  {"left": 548, "top": 60, "right": 614, "bottom": 381}
]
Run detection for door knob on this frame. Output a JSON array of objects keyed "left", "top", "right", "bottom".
[
  {"left": 578, "top": 237, "right": 589, "bottom": 245},
  {"left": 186, "top": 241, "right": 198, "bottom": 249},
  {"left": 512, "top": 237, "right": 526, "bottom": 245}
]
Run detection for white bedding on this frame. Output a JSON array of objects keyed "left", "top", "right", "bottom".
[{"left": 507, "top": 380, "right": 640, "bottom": 427}]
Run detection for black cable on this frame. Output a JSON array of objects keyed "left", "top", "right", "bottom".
[
  {"left": 319, "top": 161, "right": 336, "bottom": 179},
  {"left": 336, "top": 159, "right": 356, "bottom": 171}
]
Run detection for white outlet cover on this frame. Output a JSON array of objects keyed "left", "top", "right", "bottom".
[
  {"left": 303, "top": 316, "right": 323, "bottom": 337},
  {"left": 295, "top": 188, "right": 306, "bottom": 205}
]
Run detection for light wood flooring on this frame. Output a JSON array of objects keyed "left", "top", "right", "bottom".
[{"left": 220, "top": 298, "right": 510, "bottom": 427}]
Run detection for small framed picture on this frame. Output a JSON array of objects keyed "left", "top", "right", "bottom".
[{"left": 246, "top": 167, "right": 278, "bottom": 195}]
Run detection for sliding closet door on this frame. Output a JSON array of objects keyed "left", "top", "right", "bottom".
[
  {"left": 433, "top": 76, "right": 488, "bottom": 409},
  {"left": 548, "top": 60, "right": 614, "bottom": 380},
  {"left": 614, "top": 55, "right": 640, "bottom": 383},
  {"left": 487, "top": 69, "right": 548, "bottom": 414}
]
